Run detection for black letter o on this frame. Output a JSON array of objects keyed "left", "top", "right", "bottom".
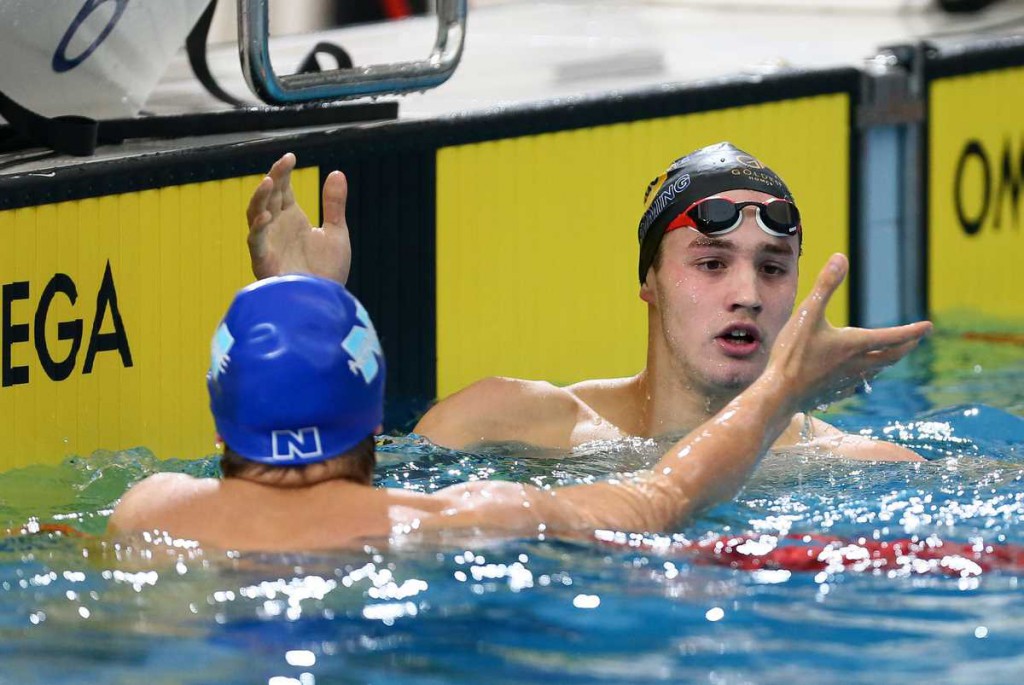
[
  {"left": 954, "top": 140, "right": 991, "bottom": 236},
  {"left": 52, "top": 0, "right": 129, "bottom": 73}
]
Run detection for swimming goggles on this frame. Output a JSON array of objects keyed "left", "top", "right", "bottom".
[{"left": 665, "top": 196, "right": 801, "bottom": 238}]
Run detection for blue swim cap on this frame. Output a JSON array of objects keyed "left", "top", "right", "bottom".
[{"left": 207, "top": 275, "right": 386, "bottom": 465}]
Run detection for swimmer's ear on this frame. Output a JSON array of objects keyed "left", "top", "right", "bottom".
[
  {"left": 639, "top": 276, "right": 656, "bottom": 304},
  {"left": 373, "top": 425, "right": 383, "bottom": 436}
]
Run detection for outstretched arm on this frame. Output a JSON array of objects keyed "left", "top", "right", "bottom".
[
  {"left": 246, "top": 152, "right": 352, "bottom": 284},
  {"left": 553, "top": 254, "right": 932, "bottom": 531},
  {"left": 427, "top": 254, "right": 932, "bottom": 536}
]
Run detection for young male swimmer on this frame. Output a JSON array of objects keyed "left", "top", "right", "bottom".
[
  {"left": 245, "top": 142, "right": 925, "bottom": 461},
  {"left": 108, "top": 261, "right": 930, "bottom": 551}
]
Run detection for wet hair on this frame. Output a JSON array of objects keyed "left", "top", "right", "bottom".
[{"left": 220, "top": 435, "right": 377, "bottom": 485}]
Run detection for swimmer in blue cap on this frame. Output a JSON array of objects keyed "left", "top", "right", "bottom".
[
  {"left": 109, "top": 256, "right": 929, "bottom": 550},
  {"left": 207, "top": 274, "right": 385, "bottom": 480},
  {"left": 239, "top": 148, "right": 927, "bottom": 463}
]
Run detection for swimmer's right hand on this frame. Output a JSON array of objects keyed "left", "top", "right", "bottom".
[
  {"left": 765, "top": 253, "right": 932, "bottom": 413},
  {"left": 246, "top": 152, "right": 352, "bottom": 285}
]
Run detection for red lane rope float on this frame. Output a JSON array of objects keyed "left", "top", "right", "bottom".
[
  {"left": 961, "top": 332, "right": 1024, "bottom": 346},
  {"left": 596, "top": 531, "right": 1024, "bottom": 577},
  {"left": 3, "top": 522, "right": 87, "bottom": 539}
]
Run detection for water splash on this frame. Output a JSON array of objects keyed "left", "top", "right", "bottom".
[{"left": 0, "top": 337, "right": 1021, "bottom": 683}]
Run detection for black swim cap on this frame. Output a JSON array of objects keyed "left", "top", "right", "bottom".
[{"left": 637, "top": 142, "right": 795, "bottom": 283}]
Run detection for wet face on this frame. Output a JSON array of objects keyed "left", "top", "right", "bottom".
[{"left": 641, "top": 189, "right": 800, "bottom": 396}]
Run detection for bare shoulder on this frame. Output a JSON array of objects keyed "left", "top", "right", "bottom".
[
  {"left": 565, "top": 376, "right": 636, "bottom": 405},
  {"left": 413, "top": 376, "right": 582, "bottom": 449},
  {"left": 563, "top": 376, "right": 641, "bottom": 430},
  {"left": 117, "top": 472, "right": 200, "bottom": 506},
  {"left": 775, "top": 414, "right": 925, "bottom": 463},
  {"left": 108, "top": 473, "right": 210, "bottom": 534}
]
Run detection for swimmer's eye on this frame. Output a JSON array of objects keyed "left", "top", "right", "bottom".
[
  {"left": 760, "top": 262, "right": 788, "bottom": 276},
  {"left": 696, "top": 259, "right": 727, "bottom": 272}
]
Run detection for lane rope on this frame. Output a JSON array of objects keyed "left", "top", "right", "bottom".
[{"left": 596, "top": 531, "right": 1024, "bottom": 576}]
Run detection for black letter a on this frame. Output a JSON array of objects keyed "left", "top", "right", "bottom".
[{"left": 83, "top": 261, "right": 133, "bottom": 373}]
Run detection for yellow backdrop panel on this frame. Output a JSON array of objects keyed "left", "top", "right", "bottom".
[
  {"left": 436, "top": 95, "right": 851, "bottom": 397},
  {"left": 929, "top": 67, "right": 1024, "bottom": 324},
  {"left": 0, "top": 167, "right": 320, "bottom": 468}
]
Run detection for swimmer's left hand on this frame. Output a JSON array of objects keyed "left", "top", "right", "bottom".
[
  {"left": 767, "top": 253, "right": 933, "bottom": 412},
  {"left": 246, "top": 152, "right": 352, "bottom": 284}
]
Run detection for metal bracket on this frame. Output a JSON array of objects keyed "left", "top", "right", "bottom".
[
  {"left": 238, "top": 0, "right": 468, "bottom": 105},
  {"left": 856, "top": 42, "right": 934, "bottom": 129}
]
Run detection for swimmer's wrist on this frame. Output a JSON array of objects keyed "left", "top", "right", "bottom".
[{"left": 746, "top": 369, "right": 802, "bottom": 422}]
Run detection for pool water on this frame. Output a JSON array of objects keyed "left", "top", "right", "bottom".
[{"left": 1, "top": 332, "right": 1022, "bottom": 685}]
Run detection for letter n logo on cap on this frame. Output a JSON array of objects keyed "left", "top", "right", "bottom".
[{"left": 271, "top": 427, "right": 323, "bottom": 460}]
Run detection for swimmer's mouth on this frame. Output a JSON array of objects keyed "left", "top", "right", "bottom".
[{"left": 715, "top": 324, "right": 762, "bottom": 355}]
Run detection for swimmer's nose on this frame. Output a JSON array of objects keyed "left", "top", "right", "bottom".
[{"left": 727, "top": 264, "right": 762, "bottom": 313}]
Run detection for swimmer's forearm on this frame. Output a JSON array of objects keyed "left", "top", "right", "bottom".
[
  {"left": 644, "top": 372, "right": 796, "bottom": 524},
  {"left": 547, "top": 374, "right": 795, "bottom": 533}
]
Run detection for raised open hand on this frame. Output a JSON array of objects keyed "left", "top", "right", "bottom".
[
  {"left": 767, "top": 254, "right": 932, "bottom": 413},
  {"left": 246, "top": 153, "right": 352, "bottom": 284}
]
